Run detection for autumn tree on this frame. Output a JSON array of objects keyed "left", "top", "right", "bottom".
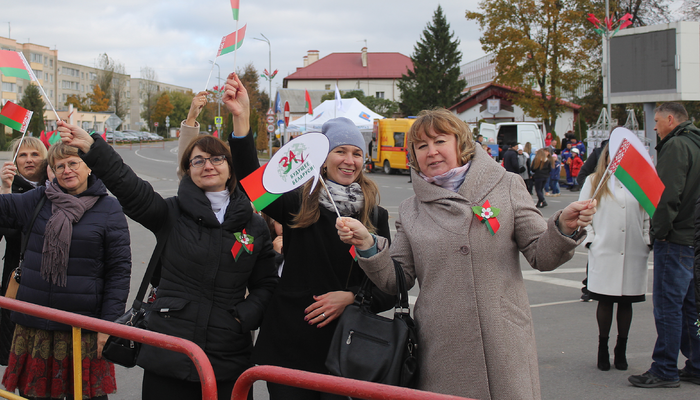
[
  {"left": 467, "top": 0, "right": 598, "bottom": 134},
  {"left": 87, "top": 84, "right": 110, "bottom": 112},
  {"left": 140, "top": 66, "right": 160, "bottom": 131},
  {"left": 18, "top": 84, "right": 46, "bottom": 138},
  {"left": 152, "top": 92, "right": 174, "bottom": 136},
  {"left": 397, "top": 6, "right": 467, "bottom": 116},
  {"left": 65, "top": 94, "right": 90, "bottom": 111},
  {"left": 169, "top": 91, "right": 196, "bottom": 130},
  {"left": 238, "top": 63, "right": 269, "bottom": 150}
]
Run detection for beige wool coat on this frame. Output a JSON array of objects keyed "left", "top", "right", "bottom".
[{"left": 359, "top": 146, "right": 585, "bottom": 400}]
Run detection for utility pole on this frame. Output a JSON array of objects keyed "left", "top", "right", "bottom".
[{"left": 254, "top": 33, "right": 273, "bottom": 155}]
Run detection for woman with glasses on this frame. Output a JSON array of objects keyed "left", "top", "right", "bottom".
[
  {"left": 0, "top": 142, "right": 131, "bottom": 399},
  {"left": 56, "top": 113, "right": 279, "bottom": 399}
]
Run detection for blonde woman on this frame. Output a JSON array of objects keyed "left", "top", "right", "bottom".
[{"left": 578, "top": 145, "right": 650, "bottom": 371}]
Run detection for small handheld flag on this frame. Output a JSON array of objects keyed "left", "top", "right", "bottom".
[
  {"left": 0, "top": 50, "right": 33, "bottom": 81},
  {"left": 230, "top": 0, "right": 240, "bottom": 21},
  {"left": 0, "top": 101, "right": 33, "bottom": 134},
  {"left": 217, "top": 25, "right": 247, "bottom": 57}
]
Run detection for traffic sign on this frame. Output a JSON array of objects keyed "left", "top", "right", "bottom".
[
  {"left": 267, "top": 108, "right": 274, "bottom": 116},
  {"left": 165, "top": 116, "right": 170, "bottom": 128},
  {"left": 154, "top": 122, "right": 159, "bottom": 127},
  {"left": 284, "top": 101, "right": 290, "bottom": 127},
  {"left": 215, "top": 116, "right": 223, "bottom": 125},
  {"left": 105, "top": 114, "right": 123, "bottom": 131},
  {"left": 266, "top": 115, "right": 275, "bottom": 124},
  {"left": 267, "top": 124, "right": 275, "bottom": 133}
]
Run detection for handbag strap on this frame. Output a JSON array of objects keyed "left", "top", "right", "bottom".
[
  {"left": 392, "top": 259, "right": 410, "bottom": 311},
  {"left": 131, "top": 204, "right": 177, "bottom": 311},
  {"left": 19, "top": 195, "right": 47, "bottom": 264}
]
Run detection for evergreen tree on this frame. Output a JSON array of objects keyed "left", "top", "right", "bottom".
[
  {"left": 18, "top": 84, "right": 46, "bottom": 138},
  {"left": 397, "top": 5, "right": 467, "bottom": 116}
]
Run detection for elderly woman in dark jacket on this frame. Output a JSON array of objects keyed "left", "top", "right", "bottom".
[
  {"left": 0, "top": 142, "right": 131, "bottom": 399},
  {"left": 56, "top": 117, "right": 279, "bottom": 400}
]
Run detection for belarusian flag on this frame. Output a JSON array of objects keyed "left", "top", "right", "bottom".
[
  {"left": 0, "top": 50, "right": 33, "bottom": 81},
  {"left": 40, "top": 130, "right": 51, "bottom": 149},
  {"left": 230, "top": 0, "right": 240, "bottom": 21},
  {"left": 217, "top": 25, "right": 247, "bottom": 57},
  {"left": 240, "top": 162, "right": 281, "bottom": 211},
  {"left": 212, "top": 129, "right": 219, "bottom": 138},
  {"left": 608, "top": 138, "right": 665, "bottom": 217},
  {"left": 48, "top": 130, "right": 61, "bottom": 145},
  {"left": 305, "top": 89, "right": 313, "bottom": 115},
  {"left": 0, "top": 101, "right": 33, "bottom": 133}
]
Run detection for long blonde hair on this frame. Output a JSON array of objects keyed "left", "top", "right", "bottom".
[
  {"left": 531, "top": 148, "right": 553, "bottom": 170},
  {"left": 588, "top": 145, "right": 611, "bottom": 204},
  {"left": 289, "top": 168, "right": 380, "bottom": 232}
]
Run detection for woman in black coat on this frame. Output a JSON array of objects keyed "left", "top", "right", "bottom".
[
  {"left": 0, "top": 142, "right": 131, "bottom": 399},
  {"left": 222, "top": 73, "right": 394, "bottom": 400},
  {"left": 57, "top": 117, "right": 279, "bottom": 400}
]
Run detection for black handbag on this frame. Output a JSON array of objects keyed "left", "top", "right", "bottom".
[
  {"left": 325, "top": 259, "right": 418, "bottom": 388},
  {"left": 102, "top": 213, "right": 172, "bottom": 368}
]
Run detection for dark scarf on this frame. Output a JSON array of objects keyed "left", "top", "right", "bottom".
[{"left": 42, "top": 181, "right": 99, "bottom": 286}]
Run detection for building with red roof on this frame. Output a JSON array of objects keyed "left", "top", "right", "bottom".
[{"left": 283, "top": 48, "right": 413, "bottom": 102}]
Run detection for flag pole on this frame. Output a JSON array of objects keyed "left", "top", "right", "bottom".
[
  {"left": 320, "top": 179, "right": 342, "bottom": 219},
  {"left": 204, "top": 56, "right": 219, "bottom": 91},
  {"left": 12, "top": 131, "right": 28, "bottom": 163},
  {"left": 233, "top": 20, "right": 239, "bottom": 75},
  {"left": 588, "top": 169, "right": 613, "bottom": 205},
  {"left": 18, "top": 53, "right": 60, "bottom": 121}
]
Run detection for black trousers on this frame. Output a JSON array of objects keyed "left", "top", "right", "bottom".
[{"left": 142, "top": 370, "right": 242, "bottom": 400}]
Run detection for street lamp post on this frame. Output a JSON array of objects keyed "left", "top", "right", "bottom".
[{"left": 254, "top": 33, "right": 273, "bottom": 156}]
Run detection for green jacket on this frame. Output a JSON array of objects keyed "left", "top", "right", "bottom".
[{"left": 651, "top": 121, "right": 700, "bottom": 245}]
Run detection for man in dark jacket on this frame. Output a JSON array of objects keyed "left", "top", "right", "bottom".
[
  {"left": 502, "top": 142, "right": 519, "bottom": 174},
  {"left": 629, "top": 102, "right": 700, "bottom": 388}
]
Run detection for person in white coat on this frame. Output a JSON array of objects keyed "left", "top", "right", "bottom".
[{"left": 579, "top": 144, "right": 650, "bottom": 372}]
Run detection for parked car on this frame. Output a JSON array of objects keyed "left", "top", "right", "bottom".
[
  {"left": 120, "top": 131, "right": 140, "bottom": 142},
  {"left": 106, "top": 131, "right": 126, "bottom": 143},
  {"left": 147, "top": 132, "right": 164, "bottom": 141}
]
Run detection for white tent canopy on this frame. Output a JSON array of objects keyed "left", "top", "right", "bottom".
[{"left": 286, "top": 98, "right": 384, "bottom": 133}]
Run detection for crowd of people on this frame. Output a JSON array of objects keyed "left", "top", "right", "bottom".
[{"left": 0, "top": 71, "right": 698, "bottom": 400}]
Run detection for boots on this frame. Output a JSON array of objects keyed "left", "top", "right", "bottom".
[
  {"left": 614, "top": 336, "right": 628, "bottom": 370},
  {"left": 598, "top": 336, "right": 610, "bottom": 371}
]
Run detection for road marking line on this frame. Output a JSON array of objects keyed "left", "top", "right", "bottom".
[{"left": 134, "top": 149, "right": 176, "bottom": 164}]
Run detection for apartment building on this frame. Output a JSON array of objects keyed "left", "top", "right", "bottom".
[{"left": 0, "top": 35, "right": 191, "bottom": 133}]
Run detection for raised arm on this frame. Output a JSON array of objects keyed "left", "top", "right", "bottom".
[
  {"left": 177, "top": 91, "right": 208, "bottom": 180},
  {"left": 58, "top": 121, "right": 168, "bottom": 232},
  {"left": 222, "top": 72, "right": 250, "bottom": 136}
]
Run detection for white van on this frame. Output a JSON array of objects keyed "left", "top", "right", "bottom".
[{"left": 479, "top": 122, "right": 545, "bottom": 154}]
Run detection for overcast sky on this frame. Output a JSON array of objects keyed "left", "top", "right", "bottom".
[{"left": 5, "top": 0, "right": 485, "bottom": 96}]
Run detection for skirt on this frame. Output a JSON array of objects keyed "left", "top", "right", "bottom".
[
  {"left": 1, "top": 324, "right": 117, "bottom": 398},
  {"left": 589, "top": 292, "right": 646, "bottom": 304}
]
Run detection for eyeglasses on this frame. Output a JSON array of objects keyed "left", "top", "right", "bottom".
[
  {"left": 189, "top": 155, "right": 226, "bottom": 168},
  {"left": 53, "top": 160, "right": 84, "bottom": 174}
]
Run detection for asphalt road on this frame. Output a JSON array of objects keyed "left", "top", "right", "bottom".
[{"left": 0, "top": 142, "right": 698, "bottom": 400}]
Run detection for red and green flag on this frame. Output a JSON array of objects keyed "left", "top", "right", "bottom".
[
  {"left": 0, "top": 50, "right": 33, "bottom": 81},
  {"left": 48, "top": 130, "right": 61, "bottom": 145},
  {"left": 349, "top": 245, "right": 358, "bottom": 261},
  {"left": 608, "top": 138, "right": 665, "bottom": 217},
  {"left": 0, "top": 101, "right": 33, "bottom": 133},
  {"left": 305, "top": 89, "right": 313, "bottom": 115},
  {"left": 240, "top": 162, "right": 281, "bottom": 211},
  {"left": 230, "top": 0, "right": 240, "bottom": 21},
  {"left": 217, "top": 25, "right": 247, "bottom": 57}
]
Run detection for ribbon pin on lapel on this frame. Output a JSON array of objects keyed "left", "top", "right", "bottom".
[
  {"left": 471, "top": 200, "right": 501, "bottom": 236},
  {"left": 231, "top": 229, "right": 254, "bottom": 261}
]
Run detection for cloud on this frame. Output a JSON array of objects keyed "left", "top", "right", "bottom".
[{"left": 6, "top": 0, "right": 485, "bottom": 94}]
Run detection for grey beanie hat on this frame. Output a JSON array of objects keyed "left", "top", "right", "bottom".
[{"left": 322, "top": 117, "right": 365, "bottom": 156}]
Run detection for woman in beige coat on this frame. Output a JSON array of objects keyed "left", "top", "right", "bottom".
[{"left": 337, "top": 109, "right": 597, "bottom": 400}]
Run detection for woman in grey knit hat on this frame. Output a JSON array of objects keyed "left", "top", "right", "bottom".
[{"left": 223, "top": 73, "right": 395, "bottom": 400}]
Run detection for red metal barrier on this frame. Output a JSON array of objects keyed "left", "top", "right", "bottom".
[
  {"left": 0, "top": 296, "right": 218, "bottom": 400},
  {"left": 231, "top": 365, "right": 475, "bottom": 400}
]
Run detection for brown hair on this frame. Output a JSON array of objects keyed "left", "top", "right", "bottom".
[
  {"left": 406, "top": 108, "right": 476, "bottom": 171},
  {"left": 532, "top": 148, "right": 553, "bottom": 170},
  {"left": 289, "top": 170, "right": 380, "bottom": 232},
  {"left": 180, "top": 135, "right": 237, "bottom": 192},
  {"left": 47, "top": 142, "right": 80, "bottom": 169},
  {"left": 11, "top": 137, "right": 47, "bottom": 166}
]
